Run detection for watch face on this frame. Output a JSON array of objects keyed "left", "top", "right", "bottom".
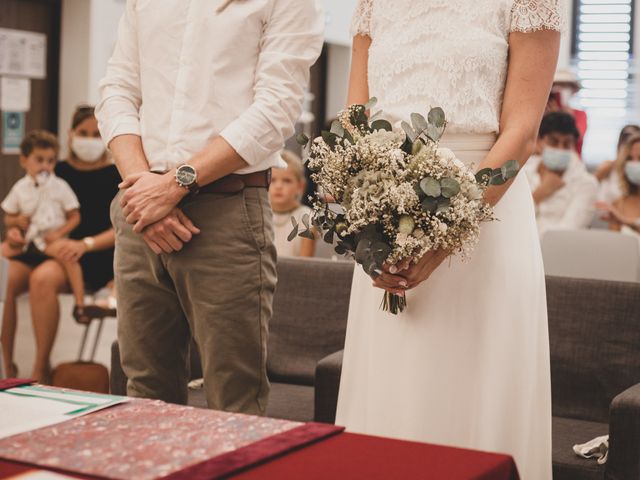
[{"left": 177, "top": 165, "right": 197, "bottom": 186}]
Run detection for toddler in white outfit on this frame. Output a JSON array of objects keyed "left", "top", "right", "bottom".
[{"left": 1, "top": 130, "right": 86, "bottom": 314}]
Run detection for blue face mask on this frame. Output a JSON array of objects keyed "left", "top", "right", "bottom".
[
  {"left": 542, "top": 147, "right": 572, "bottom": 172},
  {"left": 624, "top": 162, "right": 640, "bottom": 186}
]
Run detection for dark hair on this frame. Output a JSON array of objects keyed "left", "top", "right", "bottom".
[
  {"left": 617, "top": 124, "right": 640, "bottom": 152},
  {"left": 20, "top": 130, "right": 59, "bottom": 157},
  {"left": 71, "top": 104, "right": 96, "bottom": 130},
  {"left": 539, "top": 111, "right": 580, "bottom": 140}
]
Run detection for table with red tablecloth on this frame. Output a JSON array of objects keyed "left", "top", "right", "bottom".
[{"left": 0, "top": 380, "right": 519, "bottom": 480}]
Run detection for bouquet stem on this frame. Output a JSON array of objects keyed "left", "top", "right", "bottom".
[{"left": 382, "top": 292, "right": 407, "bottom": 315}]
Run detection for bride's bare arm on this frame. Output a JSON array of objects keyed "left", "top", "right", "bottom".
[
  {"left": 481, "top": 29, "right": 561, "bottom": 206},
  {"left": 381, "top": 30, "right": 560, "bottom": 292},
  {"left": 347, "top": 35, "right": 372, "bottom": 106}
]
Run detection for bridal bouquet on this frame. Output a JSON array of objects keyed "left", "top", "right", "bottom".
[{"left": 291, "top": 99, "right": 518, "bottom": 314}]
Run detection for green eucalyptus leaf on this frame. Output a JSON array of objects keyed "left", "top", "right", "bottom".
[
  {"left": 371, "top": 119, "right": 393, "bottom": 132},
  {"left": 421, "top": 197, "right": 438, "bottom": 213},
  {"left": 301, "top": 214, "right": 310, "bottom": 229},
  {"left": 501, "top": 159, "right": 519, "bottom": 180},
  {"left": 335, "top": 243, "right": 347, "bottom": 255},
  {"left": 371, "top": 241, "right": 392, "bottom": 267},
  {"left": 420, "top": 177, "right": 441, "bottom": 197},
  {"left": 362, "top": 258, "right": 379, "bottom": 276},
  {"left": 287, "top": 225, "right": 299, "bottom": 242},
  {"left": 402, "top": 121, "right": 418, "bottom": 143},
  {"left": 364, "top": 97, "right": 378, "bottom": 111},
  {"left": 427, "top": 107, "right": 446, "bottom": 128},
  {"left": 323, "top": 229, "right": 334, "bottom": 244},
  {"left": 295, "top": 133, "right": 309, "bottom": 146},
  {"left": 355, "top": 238, "right": 373, "bottom": 264},
  {"left": 440, "top": 178, "right": 460, "bottom": 198},
  {"left": 411, "top": 113, "right": 429, "bottom": 133},
  {"left": 475, "top": 168, "right": 493, "bottom": 185},
  {"left": 330, "top": 120, "right": 345, "bottom": 137},
  {"left": 359, "top": 224, "right": 382, "bottom": 242},
  {"left": 300, "top": 229, "right": 315, "bottom": 240},
  {"left": 436, "top": 198, "right": 451, "bottom": 214},
  {"left": 414, "top": 183, "right": 427, "bottom": 199},
  {"left": 426, "top": 124, "right": 445, "bottom": 142},
  {"left": 490, "top": 169, "right": 508, "bottom": 186},
  {"left": 412, "top": 140, "right": 423, "bottom": 155},
  {"left": 321, "top": 130, "right": 338, "bottom": 148}
]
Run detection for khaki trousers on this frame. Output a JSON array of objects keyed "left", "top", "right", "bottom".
[{"left": 111, "top": 187, "right": 276, "bottom": 415}]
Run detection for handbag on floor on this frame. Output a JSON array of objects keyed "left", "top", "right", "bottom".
[{"left": 52, "top": 307, "right": 115, "bottom": 393}]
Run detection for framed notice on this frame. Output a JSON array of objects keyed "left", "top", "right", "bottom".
[
  {"left": 2, "top": 111, "right": 25, "bottom": 154},
  {"left": 0, "top": 28, "right": 47, "bottom": 79}
]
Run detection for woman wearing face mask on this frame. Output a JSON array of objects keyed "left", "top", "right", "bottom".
[
  {"left": 596, "top": 134, "right": 640, "bottom": 237},
  {"left": 596, "top": 124, "right": 640, "bottom": 203},
  {"left": 21, "top": 105, "right": 120, "bottom": 382}
]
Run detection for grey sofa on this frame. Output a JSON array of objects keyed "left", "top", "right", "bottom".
[
  {"left": 314, "top": 276, "right": 640, "bottom": 480},
  {"left": 111, "top": 257, "right": 354, "bottom": 422}
]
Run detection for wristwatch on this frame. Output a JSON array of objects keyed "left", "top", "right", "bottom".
[{"left": 175, "top": 164, "right": 199, "bottom": 194}]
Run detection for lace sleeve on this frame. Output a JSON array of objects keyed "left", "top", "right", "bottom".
[
  {"left": 350, "top": 0, "right": 373, "bottom": 37},
  {"left": 510, "top": 0, "right": 565, "bottom": 33}
]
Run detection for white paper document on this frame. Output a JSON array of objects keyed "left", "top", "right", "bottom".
[
  {"left": 0, "top": 77, "right": 31, "bottom": 112},
  {"left": 0, "top": 385, "right": 128, "bottom": 440},
  {"left": 0, "top": 29, "right": 47, "bottom": 79}
]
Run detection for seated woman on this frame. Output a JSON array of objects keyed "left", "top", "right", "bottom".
[
  {"left": 1, "top": 105, "right": 120, "bottom": 381},
  {"left": 596, "top": 124, "right": 640, "bottom": 203},
  {"left": 596, "top": 133, "right": 640, "bottom": 238}
]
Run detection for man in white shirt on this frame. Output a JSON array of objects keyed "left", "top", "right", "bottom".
[
  {"left": 96, "top": 0, "right": 324, "bottom": 414},
  {"left": 525, "top": 112, "right": 598, "bottom": 239}
]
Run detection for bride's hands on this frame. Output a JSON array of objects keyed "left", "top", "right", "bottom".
[{"left": 372, "top": 249, "right": 449, "bottom": 294}]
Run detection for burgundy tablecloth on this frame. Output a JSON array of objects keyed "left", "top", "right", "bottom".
[{"left": 0, "top": 432, "right": 519, "bottom": 480}]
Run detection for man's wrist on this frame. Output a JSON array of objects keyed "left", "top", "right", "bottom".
[{"left": 166, "top": 170, "right": 190, "bottom": 201}]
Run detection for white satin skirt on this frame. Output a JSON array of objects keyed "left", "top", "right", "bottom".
[{"left": 336, "top": 133, "right": 552, "bottom": 480}]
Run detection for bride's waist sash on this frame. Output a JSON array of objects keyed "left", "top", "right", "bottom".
[{"left": 439, "top": 133, "right": 497, "bottom": 153}]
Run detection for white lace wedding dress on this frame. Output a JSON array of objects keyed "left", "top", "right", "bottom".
[{"left": 335, "top": 1, "right": 564, "bottom": 479}]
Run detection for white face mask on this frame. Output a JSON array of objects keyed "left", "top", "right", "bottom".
[
  {"left": 624, "top": 162, "right": 640, "bottom": 186},
  {"left": 542, "top": 146, "right": 572, "bottom": 172},
  {"left": 71, "top": 137, "right": 105, "bottom": 163}
]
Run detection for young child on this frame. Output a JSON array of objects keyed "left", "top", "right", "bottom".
[
  {"left": 270, "top": 150, "right": 315, "bottom": 257},
  {"left": 1, "top": 130, "right": 86, "bottom": 316}
]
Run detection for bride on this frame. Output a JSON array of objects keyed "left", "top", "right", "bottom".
[{"left": 335, "top": 1, "right": 564, "bottom": 478}]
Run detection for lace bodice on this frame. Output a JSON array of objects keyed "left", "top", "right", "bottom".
[{"left": 351, "top": 0, "right": 565, "bottom": 134}]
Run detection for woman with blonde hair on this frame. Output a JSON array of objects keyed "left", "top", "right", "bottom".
[{"left": 596, "top": 133, "right": 640, "bottom": 235}]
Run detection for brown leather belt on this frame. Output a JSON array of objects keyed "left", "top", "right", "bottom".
[
  {"left": 200, "top": 169, "right": 271, "bottom": 194},
  {"left": 153, "top": 169, "right": 271, "bottom": 194}
]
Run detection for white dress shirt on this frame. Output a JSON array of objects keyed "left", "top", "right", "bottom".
[
  {"left": 1, "top": 175, "right": 80, "bottom": 251},
  {"left": 96, "top": 0, "right": 324, "bottom": 174},
  {"left": 525, "top": 154, "right": 599, "bottom": 239}
]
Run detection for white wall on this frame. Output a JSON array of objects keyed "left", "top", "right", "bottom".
[{"left": 58, "top": 0, "right": 125, "bottom": 155}]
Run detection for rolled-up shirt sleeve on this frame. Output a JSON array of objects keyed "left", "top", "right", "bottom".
[
  {"left": 95, "top": 0, "right": 142, "bottom": 146},
  {"left": 220, "top": 0, "right": 324, "bottom": 166}
]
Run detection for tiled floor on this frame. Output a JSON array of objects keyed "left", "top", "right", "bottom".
[{"left": 11, "top": 294, "right": 117, "bottom": 378}]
